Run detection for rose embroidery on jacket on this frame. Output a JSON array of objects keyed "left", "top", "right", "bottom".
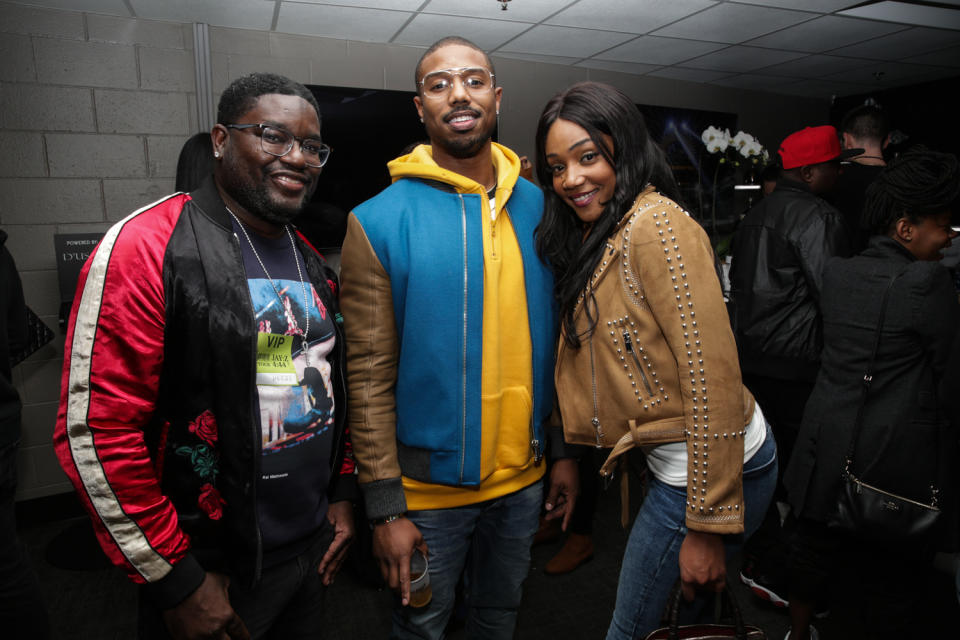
[
  {"left": 175, "top": 444, "right": 218, "bottom": 480},
  {"left": 188, "top": 410, "right": 218, "bottom": 446},
  {"left": 197, "top": 483, "right": 225, "bottom": 521}
]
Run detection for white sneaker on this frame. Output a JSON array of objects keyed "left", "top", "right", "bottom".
[{"left": 783, "top": 627, "right": 819, "bottom": 640}]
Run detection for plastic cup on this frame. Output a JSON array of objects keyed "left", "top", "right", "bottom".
[{"left": 408, "top": 548, "right": 432, "bottom": 608}]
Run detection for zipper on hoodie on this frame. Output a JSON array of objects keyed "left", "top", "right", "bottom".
[{"left": 458, "top": 194, "right": 468, "bottom": 483}]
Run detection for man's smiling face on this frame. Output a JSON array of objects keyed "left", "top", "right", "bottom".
[{"left": 414, "top": 43, "right": 501, "bottom": 161}]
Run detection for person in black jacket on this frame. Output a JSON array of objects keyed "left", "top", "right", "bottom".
[
  {"left": 0, "top": 230, "right": 50, "bottom": 639},
  {"left": 783, "top": 148, "right": 960, "bottom": 640},
  {"left": 728, "top": 125, "right": 858, "bottom": 605},
  {"left": 54, "top": 73, "right": 356, "bottom": 640}
]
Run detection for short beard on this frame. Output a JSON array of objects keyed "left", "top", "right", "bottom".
[
  {"left": 439, "top": 131, "right": 491, "bottom": 159},
  {"left": 219, "top": 158, "right": 312, "bottom": 225},
  {"left": 231, "top": 182, "right": 305, "bottom": 225}
]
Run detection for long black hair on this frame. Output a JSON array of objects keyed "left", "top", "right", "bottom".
[
  {"left": 534, "top": 81, "right": 683, "bottom": 348},
  {"left": 862, "top": 147, "right": 960, "bottom": 236}
]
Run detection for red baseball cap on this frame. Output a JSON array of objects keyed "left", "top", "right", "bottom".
[{"left": 778, "top": 125, "right": 863, "bottom": 169}]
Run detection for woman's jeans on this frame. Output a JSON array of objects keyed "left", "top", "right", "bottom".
[{"left": 606, "top": 424, "right": 778, "bottom": 640}]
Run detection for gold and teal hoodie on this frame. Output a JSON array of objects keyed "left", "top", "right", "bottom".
[{"left": 340, "top": 143, "right": 557, "bottom": 517}]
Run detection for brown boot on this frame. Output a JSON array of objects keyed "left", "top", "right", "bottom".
[
  {"left": 544, "top": 533, "right": 594, "bottom": 575},
  {"left": 532, "top": 515, "right": 562, "bottom": 546}
]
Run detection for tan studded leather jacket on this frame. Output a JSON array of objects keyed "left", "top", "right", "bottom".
[{"left": 555, "top": 187, "right": 755, "bottom": 534}]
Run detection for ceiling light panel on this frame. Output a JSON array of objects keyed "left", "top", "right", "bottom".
[
  {"left": 547, "top": 0, "right": 717, "bottom": 34},
  {"left": 653, "top": 3, "right": 815, "bottom": 43},
  {"left": 839, "top": 2, "right": 960, "bottom": 30}
]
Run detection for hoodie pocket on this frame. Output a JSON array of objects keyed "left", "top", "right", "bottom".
[{"left": 481, "top": 385, "right": 534, "bottom": 474}]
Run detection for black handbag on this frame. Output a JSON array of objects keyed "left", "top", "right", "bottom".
[
  {"left": 828, "top": 269, "right": 941, "bottom": 542},
  {"left": 643, "top": 580, "right": 766, "bottom": 640}
]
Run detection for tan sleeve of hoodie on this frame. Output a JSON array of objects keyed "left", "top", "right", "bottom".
[{"left": 339, "top": 213, "right": 407, "bottom": 519}]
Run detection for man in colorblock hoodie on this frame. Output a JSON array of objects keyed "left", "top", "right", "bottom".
[{"left": 340, "top": 36, "right": 577, "bottom": 640}]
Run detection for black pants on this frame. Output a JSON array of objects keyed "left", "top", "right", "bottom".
[
  {"left": 0, "top": 440, "right": 50, "bottom": 640},
  {"left": 740, "top": 374, "right": 814, "bottom": 572},
  {"left": 787, "top": 516, "right": 936, "bottom": 640},
  {"left": 138, "top": 520, "right": 335, "bottom": 640}
]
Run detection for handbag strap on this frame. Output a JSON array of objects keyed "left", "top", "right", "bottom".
[
  {"left": 841, "top": 265, "right": 911, "bottom": 472},
  {"left": 664, "top": 578, "right": 749, "bottom": 640}
]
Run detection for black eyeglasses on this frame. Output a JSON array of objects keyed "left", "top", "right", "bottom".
[{"left": 225, "top": 123, "right": 331, "bottom": 168}]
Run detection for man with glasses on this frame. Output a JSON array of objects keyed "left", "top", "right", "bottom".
[
  {"left": 54, "top": 73, "right": 355, "bottom": 640},
  {"left": 340, "top": 36, "right": 577, "bottom": 639}
]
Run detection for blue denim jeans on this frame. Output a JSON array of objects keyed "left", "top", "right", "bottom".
[
  {"left": 606, "top": 425, "right": 778, "bottom": 640},
  {"left": 391, "top": 480, "right": 542, "bottom": 640}
]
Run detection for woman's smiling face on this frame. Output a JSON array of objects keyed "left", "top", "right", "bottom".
[{"left": 545, "top": 118, "right": 616, "bottom": 227}]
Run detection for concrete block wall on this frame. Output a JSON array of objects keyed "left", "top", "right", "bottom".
[
  {"left": 0, "top": 2, "right": 197, "bottom": 499},
  {"left": 1, "top": 1, "right": 827, "bottom": 501}
]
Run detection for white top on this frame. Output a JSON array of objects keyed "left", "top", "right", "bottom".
[{"left": 641, "top": 401, "right": 767, "bottom": 487}]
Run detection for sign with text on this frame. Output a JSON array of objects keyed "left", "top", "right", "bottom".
[{"left": 54, "top": 233, "right": 104, "bottom": 330}]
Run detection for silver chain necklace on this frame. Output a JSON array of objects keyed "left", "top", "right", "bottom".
[{"left": 227, "top": 207, "right": 311, "bottom": 368}]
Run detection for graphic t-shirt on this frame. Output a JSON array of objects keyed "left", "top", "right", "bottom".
[{"left": 233, "top": 218, "right": 336, "bottom": 554}]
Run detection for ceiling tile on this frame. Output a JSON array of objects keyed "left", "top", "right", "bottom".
[
  {"left": 647, "top": 67, "right": 733, "bottom": 83},
  {"left": 492, "top": 52, "right": 583, "bottom": 66},
  {"left": 905, "top": 44, "right": 960, "bottom": 67},
  {"left": 421, "top": 0, "right": 561, "bottom": 23},
  {"left": 747, "top": 15, "right": 908, "bottom": 53},
  {"left": 682, "top": 46, "right": 807, "bottom": 72},
  {"left": 15, "top": 0, "right": 130, "bottom": 14},
  {"left": 839, "top": 2, "right": 960, "bottom": 30},
  {"left": 825, "top": 60, "right": 956, "bottom": 86},
  {"left": 393, "top": 14, "right": 531, "bottom": 50},
  {"left": 775, "top": 78, "right": 874, "bottom": 98},
  {"left": 547, "top": 0, "right": 716, "bottom": 34},
  {"left": 597, "top": 35, "right": 726, "bottom": 65},
  {"left": 828, "top": 27, "right": 960, "bottom": 60},
  {"left": 732, "top": 0, "right": 861, "bottom": 12},
  {"left": 275, "top": 3, "right": 412, "bottom": 42},
  {"left": 709, "top": 74, "right": 800, "bottom": 91},
  {"left": 754, "top": 54, "right": 874, "bottom": 79},
  {"left": 132, "top": 0, "right": 275, "bottom": 29},
  {"left": 575, "top": 59, "right": 660, "bottom": 75},
  {"left": 497, "top": 24, "right": 635, "bottom": 58},
  {"left": 290, "top": 0, "right": 424, "bottom": 9},
  {"left": 653, "top": 3, "right": 815, "bottom": 44}
]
